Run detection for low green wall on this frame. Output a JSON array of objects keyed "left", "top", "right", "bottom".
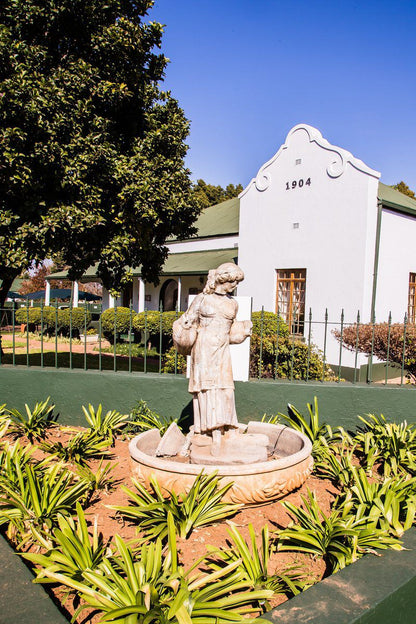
[
  {"left": 263, "top": 527, "right": 416, "bottom": 624},
  {"left": 1, "top": 366, "right": 416, "bottom": 428}
]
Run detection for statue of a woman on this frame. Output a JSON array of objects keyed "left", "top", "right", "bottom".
[{"left": 173, "top": 263, "right": 252, "bottom": 455}]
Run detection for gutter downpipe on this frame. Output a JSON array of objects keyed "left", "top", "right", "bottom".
[{"left": 368, "top": 200, "right": 383, "bottom": 383}]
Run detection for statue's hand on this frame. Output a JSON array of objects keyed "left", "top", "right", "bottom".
[{"left": 244, "top": 320, "right": 253, "bottom": 336}]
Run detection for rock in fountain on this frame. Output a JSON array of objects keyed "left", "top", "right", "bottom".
[{"left": 129, "top": 263, "right": 313, "bottom": 505}]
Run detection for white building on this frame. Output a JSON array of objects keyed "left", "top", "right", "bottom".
[{"left": 48, "top": 124, "right": 416, "bottom": 373}]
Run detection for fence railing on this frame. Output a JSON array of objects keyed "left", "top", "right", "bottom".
[{"left": 0, "top": 301, "right": 413, "bottom": 385}]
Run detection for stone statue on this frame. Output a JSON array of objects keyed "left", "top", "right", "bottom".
[{"left": 173, "top": 262, "right": 252, "bottom": 455}]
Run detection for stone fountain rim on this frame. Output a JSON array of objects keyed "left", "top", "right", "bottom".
[{"left": 129, "top": 423, "right": 312, "bottom": 477}]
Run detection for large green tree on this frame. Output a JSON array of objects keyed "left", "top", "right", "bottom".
[
  {"left": 191, "top": 179, "right": 243, "bottom": 209},
  {"left": 0, "top": 0, "right": 200, "bottom": 308},
  {"left": 392, "top": 181, "right": 415, "bottom": 198}
]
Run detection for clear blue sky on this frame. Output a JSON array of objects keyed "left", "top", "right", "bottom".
[{"left": 150, "top": 0, "right": 416, "bottom": 191}]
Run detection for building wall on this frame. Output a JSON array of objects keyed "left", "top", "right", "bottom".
[
  {"left": 376, "top": 209, "right": 416, "bottom": 322},
  {"left": 237, "top": 124, "right": 381, "bottom": 365}
]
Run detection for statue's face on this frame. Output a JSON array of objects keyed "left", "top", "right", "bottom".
[{"left": 215, "top": 279, "right": 237, "bottom": 294}]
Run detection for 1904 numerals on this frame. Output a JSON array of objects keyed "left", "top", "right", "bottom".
[{"left": 285, "top": 178, "right": 311, "bottom": 190}]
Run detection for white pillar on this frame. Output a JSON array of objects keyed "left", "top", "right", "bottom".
[
  {"left": 132, "top": 279, "right": 139, "bottom": 312},
  {"left": 73, "top": 281, "right": 79, "bottom": 307},
  {"left": 138, "top": 278, "right": 145, "bottom": 313},
  {"left": 45, "top": 281, "right": 50, "bottom": 306},
  {"left": 177, "top": 276, "right": 182, "bottom": 311},
  {"left": 109, "top": 294, "right": 115, "bottom": 308}
]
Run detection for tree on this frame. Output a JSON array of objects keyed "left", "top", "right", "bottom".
[
  {"left": 392, "top": 181, "right": 415, "bottom": 199},
  {"left": 0, "top": 0, "right": 200, "bottom": 311},
  {"left": 334, "top": 322, "right": 416, "bottom": 381},
  {"left": 191, "top": 179, "right": 243, "bottom": 209}
]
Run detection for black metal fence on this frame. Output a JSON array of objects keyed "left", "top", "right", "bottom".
[{"left": 0, "top": 301, "right": 412, "bottom": 385}]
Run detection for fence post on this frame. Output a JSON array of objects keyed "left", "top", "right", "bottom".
[
  {"left": 144, "top": 308, "right": 147, "bottom": 373},
  {"left": 174, "top": 307, "right": 179, "bottom": 376},
  {"left": 337, "top": 309, "right": 344, "bottom": 382},
  {"left": 159, "top": 302, "right": 163, "bottom": 374},
  {"left": 306, "top": 308, "right": 312, "bottom": 382},
  {"left": 25, "top": 300, "right": 29, "bottom": 368},
  {"left": 367, "top": 312, "right": 376, "bottom": 384},
  {"left": 98, "top": 303, "right": 102, "bottom": 372},
  {"left": 83, "top": 304, "right": 88, "bottom": 371},
  {"left": 321, "top": 308, "right": 328, "bottom": 383},
  {"left": 401, "top": 313, "right": 408, "bottom": 386},
  {"left": 69, "top": 302, "right": 73, "bottom": 370},
  {"left": 40, "top": 299, "right": 44, "bottom": 368},
  {"left": 129, "top": 301, "right": 133, "bottom": 374},
  {"left": 113, "top": 301, "right": 117, "bottom": 373},
  {"left": 274, "top": 306, "right": 280, "bottom": 380},
  {"left": 385, "top": 311, "right": 392, "bottom": 385},
  {"left": 353, "top": 311, "right": 360, "bottom": 384},
  {"left": 12, "top": 300, "right": 16, "bottom": 367},
  {"left": 54, "top": 300, "right": 58, "bottom": 369},
  {"left": 258, "top": 306, "right": 264, "bottom": 380}
]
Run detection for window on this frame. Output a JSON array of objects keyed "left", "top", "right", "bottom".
[
  {"left": 408, "top": 273, "right": 416, "bottom": 323},
  {"left": 276, "top": 269, "right": 306, "bottom": 334}
]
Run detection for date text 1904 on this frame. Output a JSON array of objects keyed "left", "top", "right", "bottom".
[{"left": 285, "top": 178, "right": 311, "bottom": 190}]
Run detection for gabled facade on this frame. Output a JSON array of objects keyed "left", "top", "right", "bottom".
[{"left": 48, "top": 124, "right": 416, "bottom": 369}]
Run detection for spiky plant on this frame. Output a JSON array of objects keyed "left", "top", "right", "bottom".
[
  {"left": 29, "top": 512, "right": 272, "bottom": 623},
  {"left": 276, "top": 397, "right": 333, "bottom": 459},
  {"left": 41, "top": 430, "right": 111, "bottom": 466},
  {"left": 126, "top": 400, "right": 181, "bottom": 436},
  {"left": 82, "top": 404, "right": 129, "bottom": 444},
  {"left": 111, "top": 471, "right": 242, "bottom": 541},
  {"left": 207, "top": 523, "right": 307, "bottom": 600},
  {"left": 6, "top": 398, "right": 57, "bottom": 442}
]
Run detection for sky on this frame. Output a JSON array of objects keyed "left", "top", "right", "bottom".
[{"left": 150, "top": 0, "right": 416, "bottom": 191}]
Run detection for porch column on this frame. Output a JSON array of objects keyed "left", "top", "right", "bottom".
[
  {"left": 138, "top": 278, "right": 145, "bottom": 313},
  {"left": 177, "top": 276, "right": 182, "bottom": 311},
  {"left": 45, "top": 281, "right": 51, "bottom": 306},
  {"left": 73, "top": 281, "right": 79, "bottom": 307},
  {"left": 108, "top": 294, "right": 115, "bottom": 308}
]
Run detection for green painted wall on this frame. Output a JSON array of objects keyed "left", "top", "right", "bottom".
[{"left": 1, "top": 366, "right": 416, "bottom": 428}]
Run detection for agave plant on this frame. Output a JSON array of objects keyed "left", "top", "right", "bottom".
[
  {"left": 0, "top": 440, "right": 53, "bottom": 488},
  {"left": 343, "top": 466, "right": 416, "bottom": 537},
  {"left": 41, "top": 430, "right": 111, "bottom": 466},
  {"left": 207, "top": 522, "right": 306, "bottom": 599},
  {"left": 0, "top": 461, "right": 90, "bottom": 547},
  {"left": 82, "top": 404, "right": 129, "bottom": 443},
  {"left": 112, "top": 471, "right": 242, "bottom": 540},
  {"left": 126, "top": 400, "right": 182, "bottom": 436},
  {"left": 276, "top": 489, "right": 400, "bottom": 575},
  {"left": 30, "top": 512, "right": 272, "bottom": 623},
  {"left": 23, "top": 502, "right": 109, "bottom": 584},
  {"left": 76, "top": 459, "right": 116, "bottom": 495},
  {"left": 276, "top": 397, "right": 333, "bottom": 459},
  {"left": 354, "top": 414, "right": 416, "bottom": 476},
  {"left": 313, "top": 443, "right": 357, "bottom": 487},
  {"left": 6, "top": 397, "right": 57, "bottom": 442}
]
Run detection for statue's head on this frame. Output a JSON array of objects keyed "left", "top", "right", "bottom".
[{"left": 203, "top": 263, "right": 244, "bottom": 294}]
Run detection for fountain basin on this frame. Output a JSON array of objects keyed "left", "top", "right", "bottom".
[{"left": 129, "top": 422, "right": 313, "bottom": 505}]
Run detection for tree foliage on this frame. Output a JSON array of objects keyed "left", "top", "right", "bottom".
[
  {"left": 0, "top": 0, "right": 200, "bottom": 308},
  {"left": 392, "top": 181, "right": 416, "bottom": 199},
  {"left": 334, "top": 322, "right": 416, "bottom": 381},
  {"left": 191, "top": 179, "right": 243, "bottom": 209}
]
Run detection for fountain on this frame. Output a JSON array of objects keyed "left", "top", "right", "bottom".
[{"left": 129, "top": 263, "right": 313, "bottom": 505}]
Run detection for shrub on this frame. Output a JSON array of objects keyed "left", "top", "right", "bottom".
[
  {"left": 58, "top": 307, "right": 92, "bottom": 335},
  {"left": 100, "top": 306, "right": 134, "bottom": 342},
  {"left": 127, "top": 400, "right": 182, "bottom": 436},
  {"left": 6, "top": 397, "right": 57, "bottom": 442},
  {"left": 133, "top": 310, "right": 184, "bottom": 350},
  {"left": 162, "top": 345, "right": 187, "bottom": 374},
  {"left": 251, "top": 311, "right": 289, "bottom": 338},
  {"left": 334, "top": 322, "right": 416, "bottom": 381},
  {"left": 250, "top": 334, "right": 334, "bottom": 380}
]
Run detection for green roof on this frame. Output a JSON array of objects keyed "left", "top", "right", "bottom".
[
  {"left": 170, "top": 197, "right": 240, "bottom": 242},
  {"left": 378, "top": 182, "right": 416, "bottom": 215},
  {"left": 48, "top": 248, "right": 238, "bottom": 281}
]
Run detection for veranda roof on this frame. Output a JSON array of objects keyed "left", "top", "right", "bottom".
[{"left": 47, "top": 248, "right": 239, "bottom": 282}]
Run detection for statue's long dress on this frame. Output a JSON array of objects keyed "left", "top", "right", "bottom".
[{"left": 183, "top": 293, "right": 239, "bottom": 433}]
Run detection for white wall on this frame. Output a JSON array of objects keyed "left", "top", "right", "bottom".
[
  {"left": 237, "top": 124, "right": 381, "bottom": 366},
  {"left": 168, "top": 236, "right": 238, "bottom": 254},
  {"left": 376, "top": 209, "right": 416, "bottom": 322}
]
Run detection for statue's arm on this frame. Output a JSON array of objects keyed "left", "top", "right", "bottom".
[
  {"left": 229, "top": 319, "right": 252, "bottom": 344},
  {"left": 180, "top": 293, "right": 203, "bottom": 328}
]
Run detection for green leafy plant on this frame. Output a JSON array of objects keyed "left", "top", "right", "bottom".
[
  {"left": 82, "top": 403, "right": 129, "bottom": 443},
  {"left": 31, "top": 512, "right": 271, "bottom": 623},
  {"left": 276, "top": 397, "right": 333, "bottom": 459},
  {"left": 112, "top": 472, "right": 242, "bottom": 541},
  {"left": 313, "top": 443, "right": 357, "bottom": 487},
  {"left": 0, "top": 462, "right": 90, "bottom": 546},
  {"left": 76, "top": 460, "right": 116, "bottom": 495},
  {"left": 41, "top": 431, "right": 110, "bottom": 466},
  {"left": 162, "top": 345, "right": 187, "bottom": 374},
  {"left": 277, "top": 490, "right": 400, "bottom": 575},
  {"left": 6, "top": 397, "right": 57, "bottom": 442},
  {"left": 208, "top": 523, "right": 306, "bottom": 599},
  {"left": 127, "top": 400, "right": 181, "bottom": 436},
  {"left": 343, "top": 467, "right": 416, "bottom": 537},
  {"left": 353, "top": 414, "right": 416, "bottom": 476},
  {"left": 23, "top": 502, "right": 109, "bottom": 584},
  {"left": 100, "top": 307, "right": 135, "bottom": 343},
  {"left": 58, "top": 307, "right": 92, "bottom": 335}
]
